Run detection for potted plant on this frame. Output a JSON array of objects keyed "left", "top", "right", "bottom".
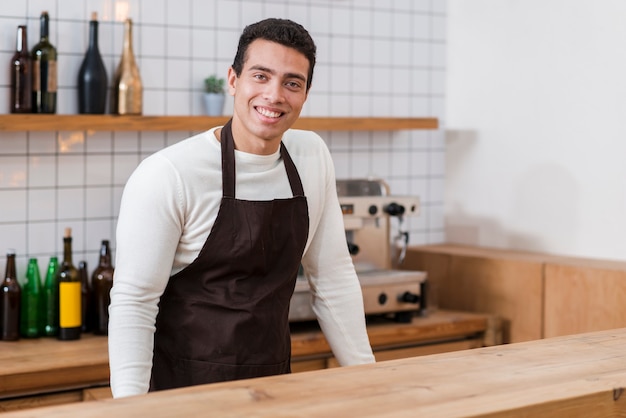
[{"left": 203, "top": 74, "right": 226, "bottom": 116}]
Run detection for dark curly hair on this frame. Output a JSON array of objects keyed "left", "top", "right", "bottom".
[{"left": 231, "top": 18, "right": 316, "bottom": 92}]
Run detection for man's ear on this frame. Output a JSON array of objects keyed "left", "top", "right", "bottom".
[{"left": 227, "top": 67, "right": 237, "bottom": 97}]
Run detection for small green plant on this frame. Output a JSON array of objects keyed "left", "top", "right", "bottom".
[{"left": 204, "top": 75, "right": 225, "bottom": 94}]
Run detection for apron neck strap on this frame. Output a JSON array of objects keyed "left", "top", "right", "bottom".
[{"left": 221, "top": 119, "right": 305, "bottom": 198}]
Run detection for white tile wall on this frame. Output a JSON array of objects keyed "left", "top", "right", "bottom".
[{"left": 0, "top": 0, "right": 446, "bottom": 277}]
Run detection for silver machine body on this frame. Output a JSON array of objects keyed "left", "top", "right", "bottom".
[{"left": 288, "top": 179, "right": 428, "bottom": 323}]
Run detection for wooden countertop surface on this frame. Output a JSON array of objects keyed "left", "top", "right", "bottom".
[
  {"left": 0, "top": 310, "right": 491, "bottom": 399},
  {"left": 4, "top": 326, "right": 626, "bottom": 417}
]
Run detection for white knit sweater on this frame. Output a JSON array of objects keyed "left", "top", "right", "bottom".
[{"left": 108, "top": 127, "right": 375, "bottom": 398}]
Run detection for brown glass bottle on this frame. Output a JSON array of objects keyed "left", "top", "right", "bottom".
[
  {"left": 31, "top": 11, "right": 57, "bottom": 114},
  {"left": 57, "top": 228, "right": 81, "bottom": 340},
  {"left": 91, "top": 240, "right": 114, "bottom": 335},
  {"left": 10, "top": 25, "right": 32, "bottom": 113},
  {"left": 1, "top": 250, "right": 22, "bottom": 341},
  {"left": 111, "top": 18, "right": 142, "bottom": 115},
  {"left": 79, "top": 261, "right": 94, "bottom": 333}
]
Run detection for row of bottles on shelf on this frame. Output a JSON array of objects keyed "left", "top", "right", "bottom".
[
  {"left": 10, "top": 11, "right": 142, "bottom": 115},
  {"left": 0, "top": 228, "right": 114, "bottom": 341}
]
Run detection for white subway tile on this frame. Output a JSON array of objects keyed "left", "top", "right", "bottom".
[
  {"left": 28, "top": 189, "right": 56, "bottom": 221},
  {"left": 58, "top": 154, "right": 85, "bottom": 186},
  {"left": 27, "top": 222, "right": 57, "bottom": 255},
  {"left": 166, "top": 0, "right": 190, "bottom": 26},
  {"left": 86, "top": 186, "right": 113, "bottom": 217},
  {"left": 191, "top": 0, "right": 216, "bottom": 28},
  {"left": 0, "top": 156, "right": 27, "bottom": 188},
  {"left": 0, "top": 190, "right": 27, "bottom": 222},
  {"left": 57, "top": 188, "right": 85, "bottom": 219},
  {"left": 139, "top": 0, "right": 165, "bottom": 24},
  {"left": 28, "top": 155, "right": 56, "bottom": 187},
  {"left": 0, "top": 1, "right": 26, "bottom": 17},
  {"left": 0, "top": 224, "right": 27, "bottom": 258},
  {"left": 59, "top": 0, "right": 85, "bottom": 21}
]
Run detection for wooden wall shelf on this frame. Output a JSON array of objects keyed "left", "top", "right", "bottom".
[{"left": 0, "top": 115, "right": 438, "bottom": 132}]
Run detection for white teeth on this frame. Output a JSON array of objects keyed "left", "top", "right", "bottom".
[{"left": 257, "top": 107, "right": 281, "bottom": 118}]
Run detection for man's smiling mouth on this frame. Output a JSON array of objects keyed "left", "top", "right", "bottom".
[{"left": 256, "top": 106, "right": 283, "bottom": 118}]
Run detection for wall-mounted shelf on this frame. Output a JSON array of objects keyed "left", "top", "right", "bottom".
[{"left": 0, "top": 115, "right": 438, "bottom": 132}]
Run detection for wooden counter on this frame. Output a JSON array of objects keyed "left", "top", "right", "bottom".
[
  {"left": 0, "top": 310, "right": 498, "bottom": 411},
  {"left": 4, "top": 327, "right": 626, "bottom": 417}
]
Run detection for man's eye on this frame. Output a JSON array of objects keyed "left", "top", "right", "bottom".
[
  {"left": 254, "top": 74, "right": 267, "bottom": 80},
  {"left": 286, "top": 81, "right": 302, "bottom": 89}
]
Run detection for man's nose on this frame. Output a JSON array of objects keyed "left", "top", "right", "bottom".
[{"left": 263, "top": 80, "right": 285, "bottom": 103}]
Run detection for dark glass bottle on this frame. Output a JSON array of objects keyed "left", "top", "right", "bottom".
[
  {"left": 31, "top": 11, "right": 57, "bottom": 114},
  {"left": 92, "top": 240, "right": 114, "bottom": 335},
  {"left": 41, "top": 256, "right": 59, "bottom": 336},
  {"left": 57, "top": 228, "right": 81, "bottom": 340},
  {"left": 79, "top": 260, "right": 94, "bottom": 333},
  {"left": 78, "top": 12, "right": 108, "bottom": 114},
  {"left": 1, "top": 250, "right": 21, "bottom": 341},
  {"left": 20, "top": 258, "right": 41, "bottom": 338},
  {"left": 10, "top": 25, "right": 32, "bottom": 113}
]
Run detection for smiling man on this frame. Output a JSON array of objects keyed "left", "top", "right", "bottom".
[{"left": 108, "top": 18, "right": 375, "bottom": 398}]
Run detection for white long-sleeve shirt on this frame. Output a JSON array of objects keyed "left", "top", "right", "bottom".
[{"left": 109, "top": 126, "right": 375, "bottom": 398}]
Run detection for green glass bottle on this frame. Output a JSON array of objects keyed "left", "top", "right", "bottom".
[
  {"left": 21, "top": 258, "right": 41, "bottom": 338},
  {"left": 41, "top": 256, "right": 59, "bottom": 336},
  {"left": 31, "top": 11, "right": 57, "bottom": 113}
]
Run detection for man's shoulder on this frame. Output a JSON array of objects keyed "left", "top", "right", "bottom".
[{"left": 282, "top": 128, "right": 327, "bottom": 152}]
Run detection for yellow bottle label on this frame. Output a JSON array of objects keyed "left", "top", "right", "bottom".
[{"left": 59, "top": 282, "right": 81, "bottom": 328}]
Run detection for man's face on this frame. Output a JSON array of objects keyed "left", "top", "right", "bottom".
[{"left": 227, "top": 39, "right": 310, "bottom": 155}]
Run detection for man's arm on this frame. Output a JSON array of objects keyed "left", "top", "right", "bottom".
[
  {"left": 108, "top": 155, "right": 183, "bottom": 398},
  {"left": 300, "top": 146, "right": 375, "bottom": 366}
]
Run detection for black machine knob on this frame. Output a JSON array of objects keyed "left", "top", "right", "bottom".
[
  {"left": 378, "top": 293, "right": 388, "bottom": 305},
  {"left": 384, "top": 202, "right": 405, "bottom": 217},
  {"left": 398, "top": 291, "right": 420, "bottom": 304},
  {"left": 347, "top": 241, "right": 360, "bottom": 255}
]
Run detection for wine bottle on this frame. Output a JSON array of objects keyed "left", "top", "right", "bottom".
[
  {"left": 31, "top": 11, "right": 57, "bottom": 114},
  {"left": 1, "top": 250, "right": 22, "bottom": 341},
  {"left": 57, "top": 228, "right": 81, "bottom": 340},
  {"left": 91, "top": 240, "right": 114, "bottom": 335},
  {"left": 78, "top": 12, "right": 108, "bottom": 114},
  {"left": 20, "top": 258, "right": 41, "bottom": 338},
  {"left": 111, "top": 18, "right": 142, "bottom": 115},
  {"left": 79, "top": 260, "right": 94, "bottom": 333},
  {"left": 41, "top": 256, "right": 59, "bottom": 336},
  {"left": 10, "top": 25, "right": 33, "bottom": 113}
]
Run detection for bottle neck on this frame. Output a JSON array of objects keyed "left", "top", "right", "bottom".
[
  {"left": 40, "top": 13, "right": 49, "bottom": 41},
  {"left": 63, "top": 237, "right": 73, "bottom": 265},
  {"left": 16, "top": 26, "right": 27, "bottom": 53},
  {"left": 89, "top": 20, "right": 99, "bottom": 50},
  {"left": 4, "top": 254, "right": 16, "bottom": 281},
  {"left": 99, "top": 242, "right": 111, "bottom": 267},
  {"left": 123, "top": 19, "right": 134, "bottom": 55}
]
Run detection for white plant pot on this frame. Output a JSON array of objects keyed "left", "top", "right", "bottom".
[{"left": 203, "top": 93, "right": 225, "bottom": 116}]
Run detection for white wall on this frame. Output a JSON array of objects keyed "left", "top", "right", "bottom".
[
  {"left": 0, "top": 0, "right": 447, "bottom": 275},
  {"left": 446, "top": 0, "right": 626, "bottom": 261}
]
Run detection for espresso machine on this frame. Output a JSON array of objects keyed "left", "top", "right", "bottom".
[{"left": 289, "top": 179, "right": 428, "bottom": 323}]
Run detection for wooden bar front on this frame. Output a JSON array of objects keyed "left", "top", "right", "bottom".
[
  {"left": 3, "top": 327, "right": 626, "bottom": 417},
  {"left": 0, "top": 310, "right": 498, "bottom": 411}
]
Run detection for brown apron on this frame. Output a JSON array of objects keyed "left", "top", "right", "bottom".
[{"left": 150, "top": 120, "right": 309, "bottom": 391}]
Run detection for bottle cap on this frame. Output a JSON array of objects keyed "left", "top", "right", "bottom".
[{"left": 6, "top": 249, "right": 16, "bottom": 256}]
